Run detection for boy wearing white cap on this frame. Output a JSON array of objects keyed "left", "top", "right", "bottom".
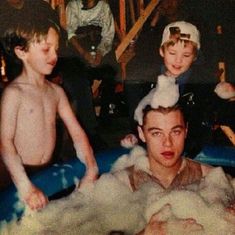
[{"left": 122, "top": 21, "right": 235, "bottom": 156}]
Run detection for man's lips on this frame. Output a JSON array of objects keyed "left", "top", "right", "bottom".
[{"left": 161, "top": 151, "right": 174, "bottom": 159}]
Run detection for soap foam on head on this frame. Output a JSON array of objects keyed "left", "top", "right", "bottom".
[{"left": 134, "top": 74, "right": 179, "bottom": 125}]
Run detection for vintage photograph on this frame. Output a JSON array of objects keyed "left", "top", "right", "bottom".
[{"left": 0, "top": 1, "right": 235, "bottom": 234}]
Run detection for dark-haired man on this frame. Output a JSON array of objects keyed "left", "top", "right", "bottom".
[
  {"left": 65, "top": 0, "right": 117, "bottom": 133},
  {"left": 115, "top": 104, "right": 212, "bottom": 234}
]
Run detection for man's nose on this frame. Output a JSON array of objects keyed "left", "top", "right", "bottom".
[{"left": 163, "top": 135, "right": 173, "bottom": 147}]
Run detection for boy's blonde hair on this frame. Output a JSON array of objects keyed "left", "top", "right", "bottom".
[{"left": 161, "top": 39, "right": 198, "bottom": 56}]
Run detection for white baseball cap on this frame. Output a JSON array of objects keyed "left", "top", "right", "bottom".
[{"left": 161, "top": 21, "right": 200, "bottom": 49}]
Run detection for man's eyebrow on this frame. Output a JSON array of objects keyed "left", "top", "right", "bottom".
[
  {"left": 172, "top": 125, "right": 185, "bottom": 130},
  {"left": 147, "top": 127, "right": 162, "bottom": 131},
  {"left": 147, "top": 125, "right": 184, "bottom": 131}
]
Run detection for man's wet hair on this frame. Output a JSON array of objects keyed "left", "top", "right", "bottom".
[
  {"left": 142, "top": 103, "right": 187, "bottom": 126},
  {"left": 1, "top": 18, "right": 60, "bottom": 77}
]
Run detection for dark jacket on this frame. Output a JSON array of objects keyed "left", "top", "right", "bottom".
[{"left": 176, "top": 64, "right": 234, "bottom": 156}]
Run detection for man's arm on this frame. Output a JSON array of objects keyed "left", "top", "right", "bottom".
[
  {"left": 90, "top": 2, "right": 115, "bottom": 66},
  {"left": 69, "top": 35, "right": 95, "bottom": 64},
  {"left": 56, "top": 85, "right": 98, "bottom": 184},
  {"left": 0, "top": 87, "right": 48, "bottom": 210},
  {"left": 66, "top": 1, "right": 115, "bottom": 66},
  {"left": 96, "top": 2, "right": 115, "bottom": 58},
  {"left": 66, "top": 1, "right": 95, "bottom": 64},
  {"left": 136, "top": 204, "right": 203, "bottom": 235}
]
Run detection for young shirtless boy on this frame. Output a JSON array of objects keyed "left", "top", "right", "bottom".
[{"left": 0, "top": 19, "right": 98, "bottom": 210}]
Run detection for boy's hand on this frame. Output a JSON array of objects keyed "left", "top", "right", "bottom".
[
  {"left": 22, "top": 184, "right": 48, "bottom": 210},
  {"left": 78, "top": 167, "right": 98, "bottom": 188}
]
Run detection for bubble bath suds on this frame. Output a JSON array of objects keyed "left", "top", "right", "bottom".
[{"left": 1, "top": 147, "right": 235, "bottom": 235}]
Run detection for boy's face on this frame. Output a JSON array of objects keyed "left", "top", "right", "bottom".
[
  {"left": 138, "top": 109, "right": 187, "bottom": 170},
  {"left": 22, "top": 27, "right": 59, "bottom": 76},
  {"left": 160, "top": 41, "right": 196, "bottom": 77}
]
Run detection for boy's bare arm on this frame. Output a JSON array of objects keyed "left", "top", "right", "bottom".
[
  {"left": 56, "top": 85, "right": 98, "bottom": 181},
  {"left": 0, "top": 87, "right": 48, "bottom": 209}
]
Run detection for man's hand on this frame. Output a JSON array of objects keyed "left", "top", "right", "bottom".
[
  {"left": 120, "top": 134, "right": 139, "bottom": 148},
  {"left": 83, "top": 50, "right": 103, "bottom": 67},
  {"left": 83, "top": 50, "right": 95, "bottom": 65},
  {"left": 214, "top": 81, "right": 235, "bottom": 100},
  {"left": 226, "top": 202, "right": 235, "bottom": 216},
  {"left": 93, "top": 51, "right": 103, "bottom": 66},
  {"left": 22, "top": 184, "right": 48, "bottom": 211},
  {"left": 138, "top": 204, "right": 203, "bottom": 235}
]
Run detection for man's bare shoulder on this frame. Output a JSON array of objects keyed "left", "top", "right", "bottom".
[{"left": 185, "top": 158, "right": 213, "bottom": 177}]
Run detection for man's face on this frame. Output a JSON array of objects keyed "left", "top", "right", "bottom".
[
  {"left": 160, "top": 41, "right": 196, "bottom": 77},
  {"left": 82, "top": 0, "right": 98, "bottom": 9},
  {"left": 138, "top": 109, "right": 187, "bottom": 170}
]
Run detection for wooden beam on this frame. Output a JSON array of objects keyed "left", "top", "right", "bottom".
[
  {"left": 220, "top": 125, "right": 235, "bottom": 145},
  {"left": 128, "top": 0, "right": 136, "bottom": 26},
  {"left": 119, "top": 0, "right": 126, "bottom": 38},
  {"left": 115, "top": 0, "right": 159, "bottom": 61},
  {"left": 114, "top": 20, "right": 123, "bottom": 41},
  {"left": 50, "top": 0, "right": 66, "bottom": 29},
  {"left": 137, "top": 0, "right": 145, "bottom": 17},
  {"left": 58, "top": 0, "right": 66, "bottom": 30}
]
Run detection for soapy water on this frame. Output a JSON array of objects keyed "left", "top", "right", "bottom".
[{"left": 1, "top": 147, "right": 235, "bottom": 235}]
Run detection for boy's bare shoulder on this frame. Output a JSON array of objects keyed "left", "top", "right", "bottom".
[
  {"left": 1, "top": 80, "right": 23, "bottom": 100},
  {"left": 48, "top": 80, "right": 63, "bottom": 90},
  {"left": 48, "top": 80, "right": 66, "bottom": 96}
]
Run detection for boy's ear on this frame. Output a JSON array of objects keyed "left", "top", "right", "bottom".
[
  {"left": 159, "top": 47, "right": 164, "bottom": 58},
  {"left": 137, "top": 126, "right": 146, "bottom": 143},
  {"left": 14, "top": 46, "right": 26, "bottom": 59}
]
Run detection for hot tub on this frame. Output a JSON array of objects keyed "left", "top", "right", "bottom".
[{"left": 0, "top": 145, "right": 234, "bottom": 224}]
